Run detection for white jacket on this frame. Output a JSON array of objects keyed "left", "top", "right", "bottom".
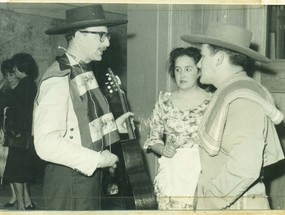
[{"left": 33, "top": 61, "right": 101, "bottom": 177}]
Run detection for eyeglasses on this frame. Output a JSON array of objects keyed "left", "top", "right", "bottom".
[{"left": 79, "top": 31, "right": 111, "bottom": 42}]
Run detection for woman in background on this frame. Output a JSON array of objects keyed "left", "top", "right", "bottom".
[
  {"left": 0, "top": 59, "right": 17, "bottom": 208},
  {"left": 2, "top": 53, "right": 38, "bottom": 210},
  {"left": 144, "top": 47, "right": 212, "bottom": 210}
]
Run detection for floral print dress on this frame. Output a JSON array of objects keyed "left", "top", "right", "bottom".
[{"left": 144, "top": 91, "right": 211, "bottom": 210}]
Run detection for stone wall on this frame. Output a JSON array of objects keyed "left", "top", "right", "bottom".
[{"left": 0, "top": 8, "right": 65, "bottom": 83}]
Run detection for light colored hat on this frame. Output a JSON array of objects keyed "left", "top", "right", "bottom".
[
  {"left": 46, "top": 4, "right": 128, "bottom": 35},
  {"left": 181, "top": 22, "right": 270, "bottom": 63}
]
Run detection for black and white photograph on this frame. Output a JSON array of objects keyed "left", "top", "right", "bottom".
[{"left": 0, "top": 2, "right": 284, "bottom": 214}]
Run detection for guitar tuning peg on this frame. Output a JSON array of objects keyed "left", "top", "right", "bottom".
[
  {"left": 109, "top": 89, "right": 113, "bottom": 93},
  {"left": 107, "top": 86, "right": 111, "bottom": 89},
  {"left": 108, "top": 77, "right": 111, "bottom": 81},
  {"left": 106, "top": 73, "right": 109, "bottom": 76}
]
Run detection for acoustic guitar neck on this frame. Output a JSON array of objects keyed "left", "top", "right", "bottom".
[{"left": 106, "top": 68, "right": 136, "bottom": 140}]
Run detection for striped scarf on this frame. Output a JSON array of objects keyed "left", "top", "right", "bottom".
[
  {"left": 197, "top": 72, "right": 284, "bottom": 157},
  {"left": 36, "top": 54, "right": 119, "bottom": 152}
]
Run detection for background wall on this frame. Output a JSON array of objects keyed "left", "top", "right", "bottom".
[
  {"left": 127, "top": 4, "right": 171, "bottom": 182},
  {"left": 0, "top": 6, "right": 64, "bottom": 82}
]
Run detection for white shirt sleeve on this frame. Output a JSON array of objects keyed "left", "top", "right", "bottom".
[{"left": 33, "top": 76, "right": 100, "bottom": 176}]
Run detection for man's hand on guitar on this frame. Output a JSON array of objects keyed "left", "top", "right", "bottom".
[
  {"left": 116, "top": 112, "right": 135, "bottom": 133},
  {"left": 97, "top": 150, "right": 119, "bottom": 168}
]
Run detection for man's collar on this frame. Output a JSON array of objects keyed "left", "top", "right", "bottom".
[
  {"left": 66, "top": 52, "right": 80, "bottom": 66},
  {"left": 218, "top": 71, "right": 247, "bottom": 89},
  {"left": 65, "top": 53, "right": 92, "bottom": 71}
]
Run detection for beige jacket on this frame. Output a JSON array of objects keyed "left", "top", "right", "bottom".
[{"left": 197, "top": 98, "right": 284, "bottom": 210}]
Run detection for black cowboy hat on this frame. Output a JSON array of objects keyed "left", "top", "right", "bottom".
[
  {"left": 45, "top": 4, "right": 128, "bottom": 35},
  {"left": 181, "top": 22, "right": 270, "bottom": 63}
]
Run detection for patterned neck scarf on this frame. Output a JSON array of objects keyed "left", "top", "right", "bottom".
[
  {"left": 197, "top": 72, "right": 284, "bottom": 157},
  {"left": 36, "top": 54, "right": 119, "bottom": 152}
]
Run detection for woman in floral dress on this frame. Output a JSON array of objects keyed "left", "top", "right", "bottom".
[{"left": 144, "top": 47, "right": 212, "bottom": 210}]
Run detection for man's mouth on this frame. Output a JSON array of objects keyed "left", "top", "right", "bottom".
[{"left": 98, "top": 48, "right": 106, "bottom": 55}]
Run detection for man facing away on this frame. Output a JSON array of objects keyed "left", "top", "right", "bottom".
[
  {"left": 33, "top": 5, "right": 133, "bottom": 210},
  {"left": 181, "top": 22, "right": 284, "bottom": 210}
]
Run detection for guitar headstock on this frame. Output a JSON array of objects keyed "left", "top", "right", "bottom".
[{"left": 105, "top": 68, "right": 122, "bottom": 94}]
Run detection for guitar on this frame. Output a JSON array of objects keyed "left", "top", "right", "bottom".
[{"left": 105, "top": 68, "right": 157, "bottom": 210}]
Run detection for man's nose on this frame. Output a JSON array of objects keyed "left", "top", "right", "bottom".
[{"left": 103, "top": 38, "right": 110, "bottom": 47}]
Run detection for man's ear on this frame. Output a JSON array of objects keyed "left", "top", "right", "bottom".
[{"left": 215, "top": 51, "right": 224, "bottom": 66}]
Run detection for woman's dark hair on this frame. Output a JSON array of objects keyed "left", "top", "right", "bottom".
[
  {"left": 0, "top": 59, "right": 13, "bottom": 93},
  {"left": 168, "top": 47, "right": 215, "bottom": 92},
  {"left": 1, "top": 58, "right": 14, "bottom": 76},
  {"left": 11, "top": 53, "right": 38, "bottom": 79},
  {"left": 168, "top": 47, "right": 201, "bottom": 78}
]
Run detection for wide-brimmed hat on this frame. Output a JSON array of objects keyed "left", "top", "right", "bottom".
[
  {"left": 45, "top": 4, "right": 128, "bottom": 35},
  {"left": 180, "top": 22, "right": 270, "bottom": 63}
]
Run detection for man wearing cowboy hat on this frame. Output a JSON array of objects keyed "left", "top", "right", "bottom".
[
  {"left": 181, "top": 22, "right": 284, "bottom": 210},
  {"left": 33, "top": 5, "right": 132, "bottom": 210}
]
